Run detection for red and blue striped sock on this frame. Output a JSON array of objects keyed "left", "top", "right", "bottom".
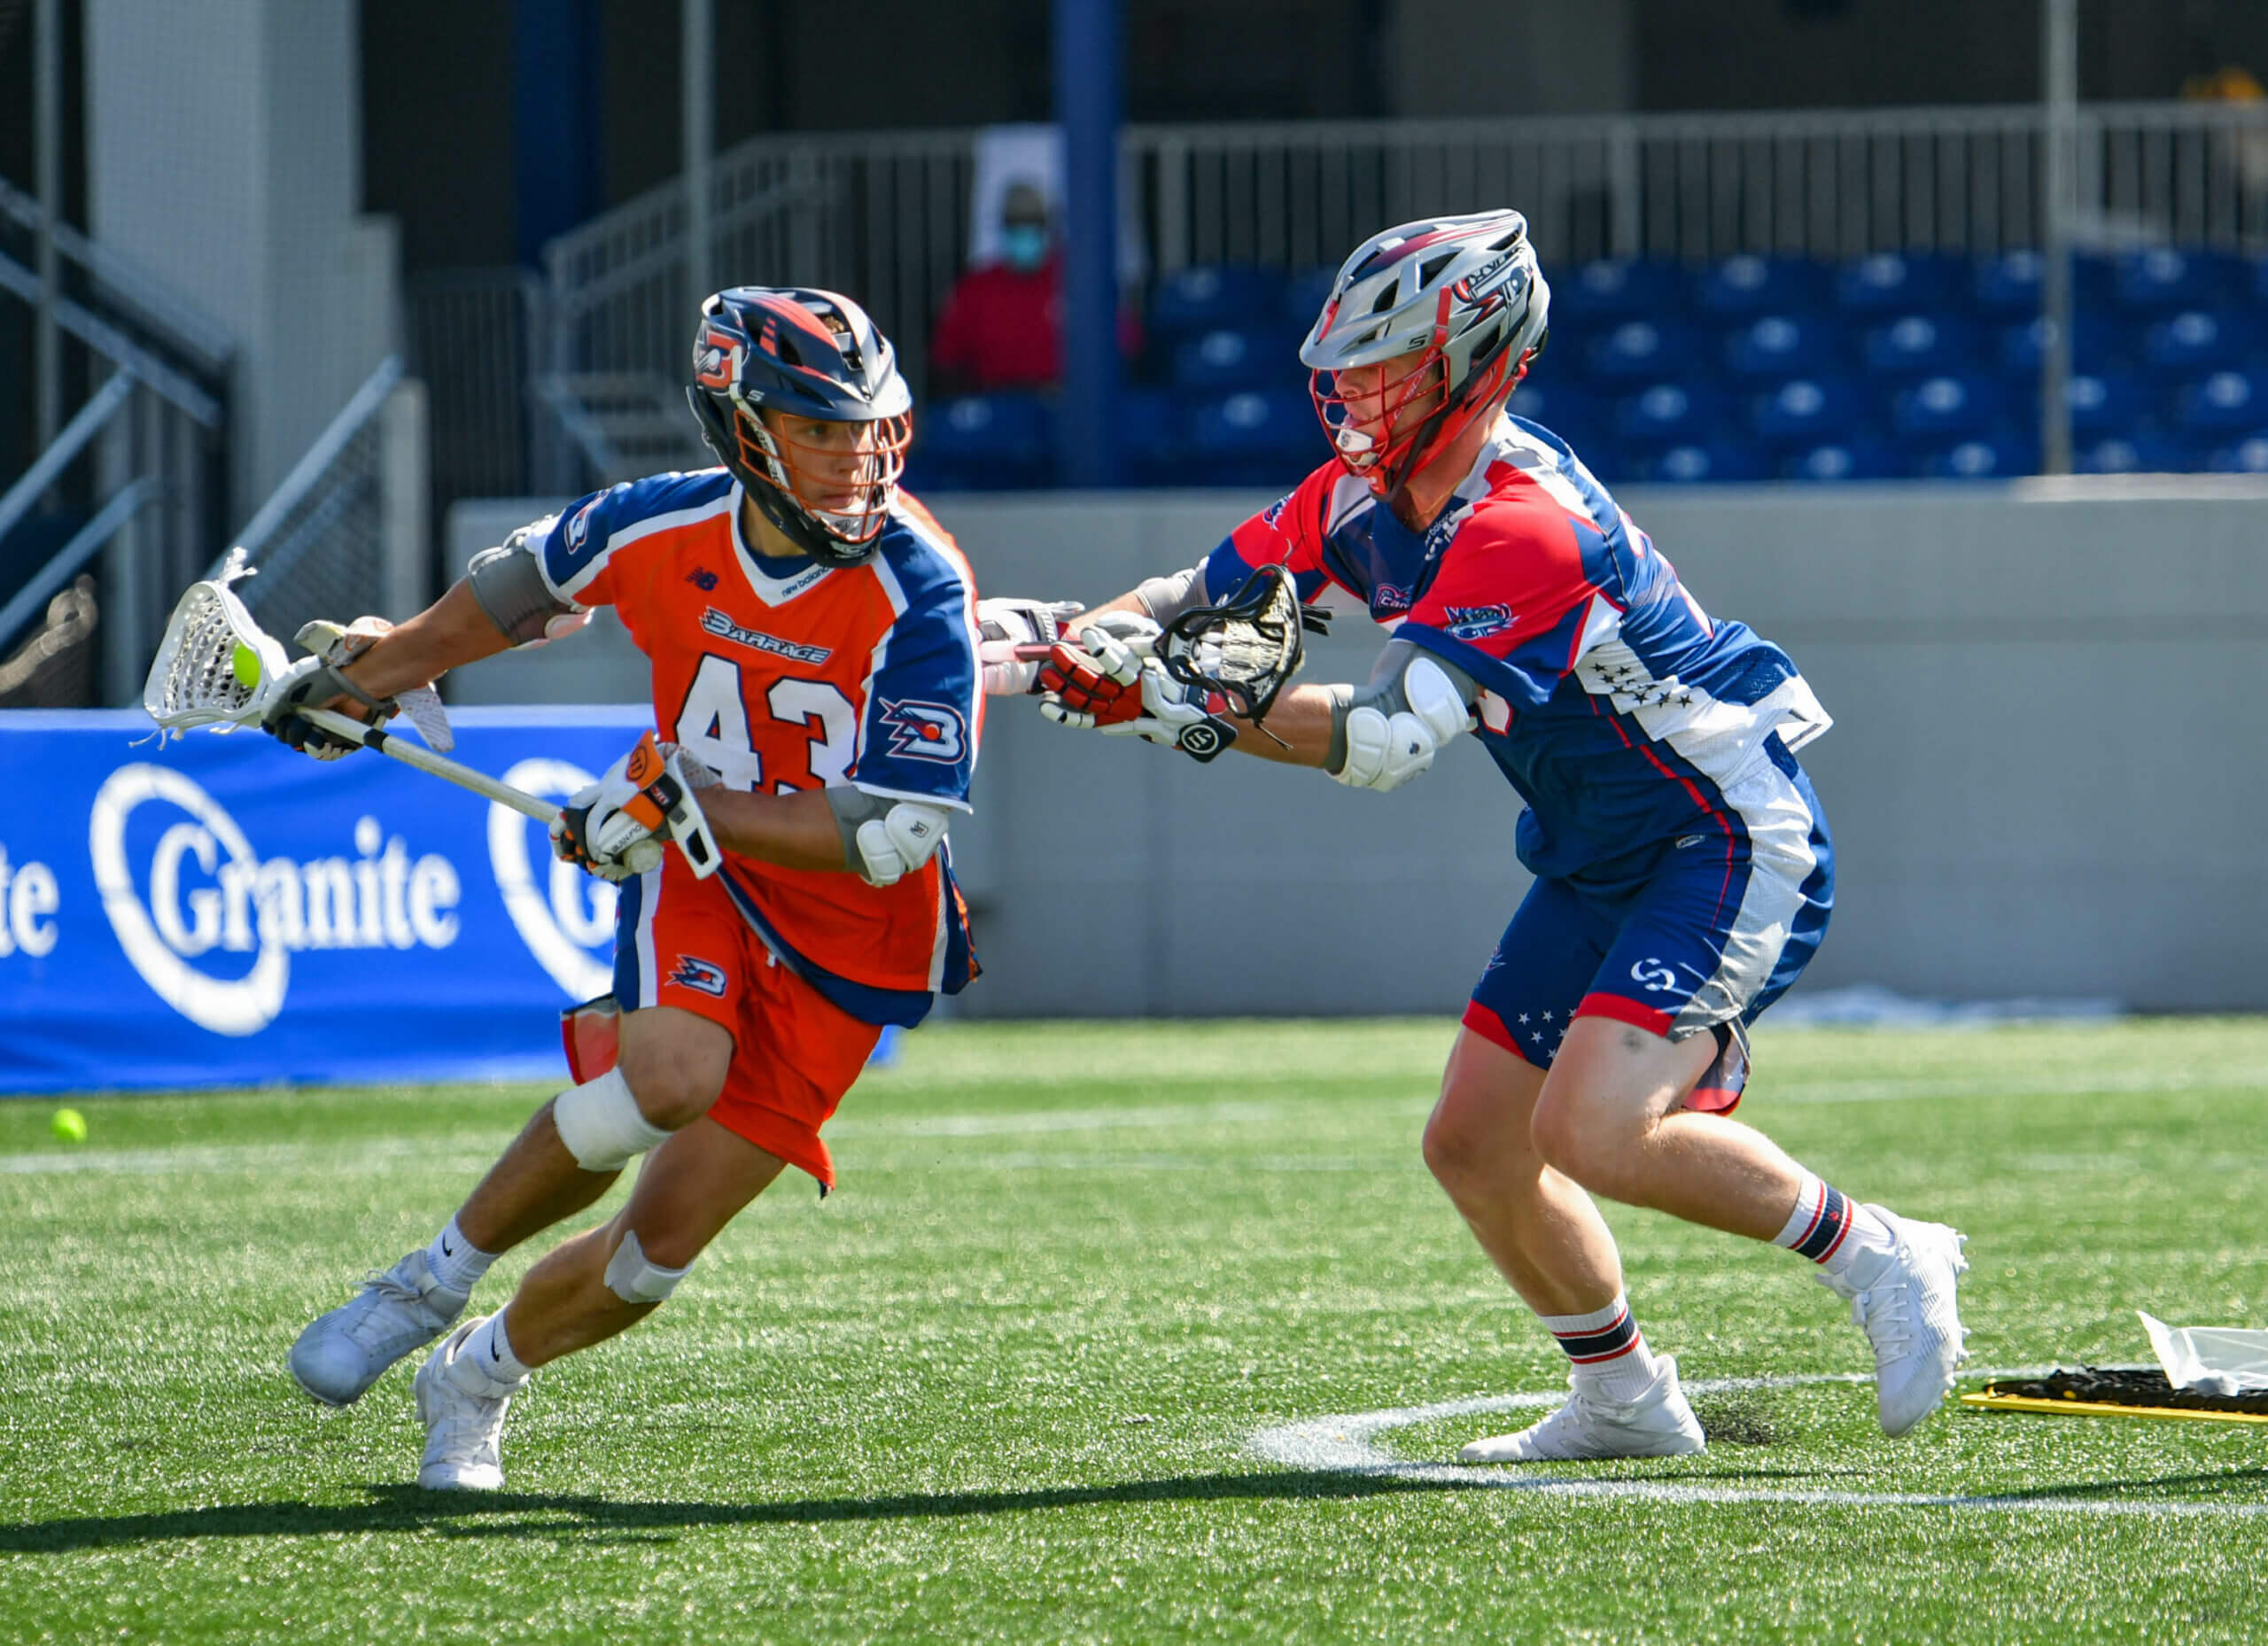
[
  {"left": 1542, "top": 1292, "right": 1661, "bottom": 1403},
  {"left": 1775, "top": 1173, "right": 1893, "bottom": 1282}
]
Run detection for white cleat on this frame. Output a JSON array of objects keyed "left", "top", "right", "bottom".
[
  {"left": 290, "top": 1249, "right": 469, "bottom": 1408},
  {"left": 412, "top": 1316, "right": 524, "bottom": 1492},
  {"left": 1821, "top": 1206, "right": 1969, "bottom": 1438},
  {"left": 1459, "top": 1355, "right": 1707, "bottom": 1464}
]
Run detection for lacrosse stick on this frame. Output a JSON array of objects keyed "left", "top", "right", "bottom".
[
  {"left": 143, "top": 552, "right": 558, "bottom": 825},
  {"left": 1018, "top": 563, "right": 1331, "bottom": 757}
]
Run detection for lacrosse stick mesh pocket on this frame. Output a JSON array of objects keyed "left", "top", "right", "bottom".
[
  {"left": 1157, "top": 563, "right": 1325, "bottom": 725},
  {"left": 144, "top": 563, "right": 286, "bottom": 734}
]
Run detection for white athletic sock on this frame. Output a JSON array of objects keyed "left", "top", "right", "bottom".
[
  {"left": 1775, "top": 1173, "right": 1896, "bottom": 1284},
  {"left": 426, "top": 1216, "right": 496, "bottom": 1296},
  {"left": 1543, "top": 1293, "right": 1664, "bottom": 1405},
  {"left": 454, "top": 1312, "right": 531, "bottom": 1390}
]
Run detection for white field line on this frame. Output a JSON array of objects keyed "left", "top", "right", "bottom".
[{"left": 1248, "top": 1372, "right": 2268, "bottom": 1518}]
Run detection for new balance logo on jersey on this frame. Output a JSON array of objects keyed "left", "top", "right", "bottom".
[
  {"left": 699, "top": 608, "right": 832, "bottom": 664},
  {"left": 686, "top": 567, "right": 718, "bottom": 592},
  {"left": 668, "top": 954, "right": 728, "bottom": 997},
  {"left": 1443, "top": 603, "right": 1514, "bottom": 641},
  {"left": 880, "top": 699, "right": 967, "bottom": 763}
]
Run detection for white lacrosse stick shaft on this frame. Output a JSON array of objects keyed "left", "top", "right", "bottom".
[{"left": 298, "top": 708, "right": 560, "bottom": 824}]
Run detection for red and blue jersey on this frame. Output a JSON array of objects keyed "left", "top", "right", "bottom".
[
  {"left": 534, "top": 468, "right": 981, "bottom": 1023},
  {"left": 1204, "top": 413, "right": 1832, "bottom": 896}
]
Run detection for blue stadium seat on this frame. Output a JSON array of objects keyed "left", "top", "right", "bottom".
[
  {"left": 2114, "top": 248, "right": 2237, "bottom": 312},
  {"left": 1186, "top": 389, "right": 1327, "bottom": 486},
  {"left": 1834, "top": 252, "right": 1959, "bottom": 315},
  {"left": 1976, "top": 250, "right": 2114, "bottom": 316},
  {"left": 2175, "top": 369, "right": 2268, "bottom": 435},
  {"left": 1645, "top": 442, "right": 1766, "bottom": 484},
  {"left": 1553, "top": 259, "right": 1686, "bottom": 322},
  {"left": 1750, "top": 377, "right": 1865, "bottom": 446},
  {"left": 2078, "top": 434, "right": 2193, "bottom": 474},
  {"left": 1150, "top": 265, "right": 1285, "bottom": 340},
  {"left": 1723, "top": 314, "right": 1843, "bottom": 380},
  {"left": 1918, "top": 436, "right": 2038, "bottom": 480},
  {"left": 1781, "top": 439, "right": 1900, "bottom": 482},
  {"left": 1861, "top": 314, "right": 1975, "bottom": 378},
  {"left": 2142, "top": 308, "right": 2252, "bottom": 377},
  {"left": 1169, "top": 327, "right": 1294, "bottom": 392},
  {"left": 1693, "top": 255, "right": 1822, "bottom": 317},
  {"left": 1117, "top": 387, "right": 1185, "bottom": 485},
  {"left": 1507, "top": 380, "right": 1601, "bottom": 444},
  {"left": 909, "top": 393, "right": 1054, "bottom": 490},
  {"left": 1972, "top": 251, "right": 2043, "bottom": 317},
  {"left": 1997, "top": 314, "right": 2121, "bottom": 374},
  {"left": 1614, "top": 382, "right": 1726, "bottom": 444},
  {"left": 1891, "top": 375, "right": 2000, "bottom": 439},
  {"left": 2058, "top": 371, "right": 2148, "bottom": 437},
  {"left": 2208, "top": 433, "right": 2268, "bottom": 472},
  {"left": 1588, "top": 320, "right": 1697, "bottom": 382},
  {"left": 1282, "top": 266, "right": 1339, "bottom": 336}
]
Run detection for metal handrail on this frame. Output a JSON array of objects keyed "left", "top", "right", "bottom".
[
  {"left": 221, "top": 355, "right": 403, "bottom": 572},
  {"left": 0, "top": 477, "right": 152, "bottom": 648},
  {"left": 0, "top": 169, "right": 235, "bottom": 371},
  {"left": 0, "top": 368, "right": 135, "bottom": 547},
  {"left": 0, "top": 250, "right": 221, "bottom": 424}
]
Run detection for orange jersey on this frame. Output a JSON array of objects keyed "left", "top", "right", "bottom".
[{"left": 533, "top": 470, "right": 981, "bottom": 1020}]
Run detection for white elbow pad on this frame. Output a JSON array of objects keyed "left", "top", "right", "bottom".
[
  {"left": 853, "top": 800, "right": 951, "bottom": 887},
  {"left": 1333, "top": 657, "right": 1472, "bottom": 793}
]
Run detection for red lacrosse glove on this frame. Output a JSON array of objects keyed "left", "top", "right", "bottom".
[{"left": 1036, "top": 613, "right": 1158, "bottom": 729}]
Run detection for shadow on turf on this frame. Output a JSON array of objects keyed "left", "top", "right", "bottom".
[
  {"left": 0, "top": 1471, "right": 1461, "bottom": 1549},
  {"left": 8, "top": 1463, "right": 2268, "bottom": 1549}
]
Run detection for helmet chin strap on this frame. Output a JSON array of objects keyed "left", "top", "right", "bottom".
[{"left": 1371, "top": 340, "right": 1518, "bottom": 501}]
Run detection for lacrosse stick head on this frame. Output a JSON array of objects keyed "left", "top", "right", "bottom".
[
  {"left": 142, "top": 550, "right": 290, "bottom": 738},
  {"left": 1155, "top": 563, "right": 1323, "bottom": 726}
]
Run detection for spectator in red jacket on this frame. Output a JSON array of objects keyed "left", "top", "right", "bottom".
[
  {"left": 931, "top": 182, "right": 1062, "bottom": 394},
  {"left": 931, "top": 181, "right": 1138, "bottom": 394}
]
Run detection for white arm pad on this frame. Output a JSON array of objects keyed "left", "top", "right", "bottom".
[
  {"left": 1332, "top": 657, "right": 1473, "bottom": 793},
  {"left": 852, "top": 799, "right": 951, "bottom": 887}
]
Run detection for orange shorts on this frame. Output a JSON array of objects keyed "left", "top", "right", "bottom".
[{"left": 608, "top": 853, "right": 881, "bottom": 1192}]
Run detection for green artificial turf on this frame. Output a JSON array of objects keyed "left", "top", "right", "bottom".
[{"left": 2, "top": 1018, "right": 2264, "bottom": 1643}]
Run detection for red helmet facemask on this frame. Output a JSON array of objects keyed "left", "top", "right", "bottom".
[{"left": 1310, "top": 291, "right": 1525, "bottom": 499}]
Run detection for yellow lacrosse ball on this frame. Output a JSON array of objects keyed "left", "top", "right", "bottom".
[
  {"left": 231, "top": 642, "right": 261, "bottom": 689},
  {"left": 50, "top": 1108, "right": 86, "bottom": 1144}
]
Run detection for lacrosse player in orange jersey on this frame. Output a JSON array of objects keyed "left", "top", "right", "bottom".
[{"left": 267, "top": 286, "right": 984, "bottom": 1491}]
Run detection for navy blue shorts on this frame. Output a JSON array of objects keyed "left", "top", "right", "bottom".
[{"left": 1464, "top": 749, "right": 1833, "bottom": 1113}]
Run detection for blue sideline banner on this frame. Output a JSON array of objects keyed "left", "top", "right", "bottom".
[{"left": 0, "top": 706, "right": 661, "bottom": 1093}]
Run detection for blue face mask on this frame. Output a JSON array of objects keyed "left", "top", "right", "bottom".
[{"left": 1001, "top": 225, "right": 1049, "bottom": 271}]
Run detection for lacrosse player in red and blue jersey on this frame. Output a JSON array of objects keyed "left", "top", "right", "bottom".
[
  {"left": 998, "top": 211, "right": 1968, "bottom": 1461},
  {"left": 262, "top": 286, "right": 983, "bottom": 1491}
]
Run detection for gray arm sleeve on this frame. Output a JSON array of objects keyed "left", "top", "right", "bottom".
[
  {"left": 1132, "top": 564, "right": 1208, "bottom": 625},
  {"left": 1323, "top": 639, "right": 1481, "bottom": 773},
  {"left": 466, "top": 534, "right": 579, "bottom": 646}
]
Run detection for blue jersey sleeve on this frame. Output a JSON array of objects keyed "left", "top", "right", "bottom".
[
  {"left": 535, "top": 470, "right": 735, "bottom": 607},
  {"left": 852, "top": 538, "right": 982, "bottom": 810}
]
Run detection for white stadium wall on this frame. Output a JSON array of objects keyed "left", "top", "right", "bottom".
[{"left": 445, "top": 479, "right": 2268, "bottom": 1015}]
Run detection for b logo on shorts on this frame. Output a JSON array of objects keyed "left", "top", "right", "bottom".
[{"left": 668, "top": 954, "right": 729, "bottom": 997}]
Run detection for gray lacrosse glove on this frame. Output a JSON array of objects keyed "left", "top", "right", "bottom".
[{"left": 260, "top": 656, "right": 397, "bottom": 761}]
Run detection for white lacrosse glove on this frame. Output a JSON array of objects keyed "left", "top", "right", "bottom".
[
  {"left": 1333, "top": 658, "right": 1474, "bottom": 793},
  {"left": 976, "top": 596, "right": 1082, "bottom": 696},
  {"left": 551, "top": 734, "right": 722, "bottom": 881},
  {"left": 1037, "top": 611, "right": 1161, "bottom": 729},
  {"left": 852, "top": 801, "right": 951, "bottom": 889},
  {"left": 1090, "top": 658, "right": 1241, "bottom": 761}
]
